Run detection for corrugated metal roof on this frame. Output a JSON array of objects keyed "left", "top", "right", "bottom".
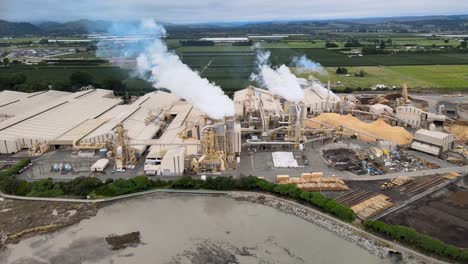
[
  {"left": 0, "top": 90, "right": 71, "bottom": 117},
  {"left": 0, "top": 89, "right": 122, "bottom": 146},
  {"left": 415, "top": 129, "right": 451, "bottom": 140}
]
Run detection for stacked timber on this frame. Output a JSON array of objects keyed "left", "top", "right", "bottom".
[
  {"left": 444, "top": 172, "right": 461, "bottom": 180},
  {"left": 391, "top": 176, "right": 412, "bottom": 186},
  {"left": 351, "top": 194, "right": 393, "bottom": 220},
  {"left": 277, "top": 172, "right": 349, "bottom": 191}
]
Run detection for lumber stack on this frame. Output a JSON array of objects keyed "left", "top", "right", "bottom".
[
  {"left": 276, "top": 172, "right": 349, "bottom": 191},
  {"left": 351, "top": 194, "right": 393, "bottom": 220}
]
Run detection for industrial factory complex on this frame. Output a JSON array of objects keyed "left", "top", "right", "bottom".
[
  {"left": 0, "top": 76, "right": 467, "bottom": 249},
  {"left": 0, "top": 81, "right": 466, "bottom": 179}
]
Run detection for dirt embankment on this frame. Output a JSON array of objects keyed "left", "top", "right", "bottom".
[{"left": 0, "top": 199, "right": 97, "bottom": 250}]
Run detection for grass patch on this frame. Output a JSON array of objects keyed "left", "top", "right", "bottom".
[{"left": 308, "top": 65, "right": 468, "bottom": 90}]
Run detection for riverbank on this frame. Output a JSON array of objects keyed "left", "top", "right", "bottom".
[
  {"left": 0, "top": 198, "right": 97, "bottom": 250},
  {"left": 229, "top": 192, "right": 451, "bottom": 264},
  {"left": 0, "top": 190, "right": 449, "bottom": 263}
]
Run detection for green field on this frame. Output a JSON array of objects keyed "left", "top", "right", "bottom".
[
  {"left": 1, "top": 65, "right": 128, "bottom": 83},
  {"left": 175, "top": 46, "right": 256, "bottom": 90},
  {"left": 306, "top": 65, "right": 468, "bottom": 90},
  {"left": 53, "top": 52, "right": 97, "bottom": 59},
  {"left": 267, "top": 48, "right": 468, "bottom": 67}
]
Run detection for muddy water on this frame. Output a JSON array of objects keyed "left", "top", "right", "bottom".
[{"left": 1, "top": 194, "right": 388, "bottom": 264}]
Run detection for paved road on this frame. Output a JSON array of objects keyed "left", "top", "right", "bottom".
[
  {"left": 350, "top": 165, "right": 468, "bottom": 181},
  {"left": 371, "top": 175, "right": 465, "bottom": 220}
]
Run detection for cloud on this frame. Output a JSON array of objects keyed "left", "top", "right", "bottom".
[{"left": 1, "top": 0, "right": 467, "bottom": 23}]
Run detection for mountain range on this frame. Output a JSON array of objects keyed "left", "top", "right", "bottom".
[{"left": 0, "top": 14, "right": 467, "bottom": 36}]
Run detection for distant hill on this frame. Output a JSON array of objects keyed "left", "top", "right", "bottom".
[
  {"left": 38, "top": 19, "right": 111, "bottom": 35},
  {"left": 0, "top": 19, "right": 111, "bottom": 36},
  {"left": 0, "top": 20, "right": 41, "bottom": 36},
  {"left": 0, "top": 14, "right": 467, "bottom": 36}
]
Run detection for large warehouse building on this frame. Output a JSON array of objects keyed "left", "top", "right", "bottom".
[{"left": 0, "top": 89, "right": 121, "bottom": 153}]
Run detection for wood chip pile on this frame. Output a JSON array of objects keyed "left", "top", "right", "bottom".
[
  {"left": 447, "top": 124, "right": 468, "bottom": 144},
  {"left": 305, "top": 113, "right": 413, "bottom": 145}
]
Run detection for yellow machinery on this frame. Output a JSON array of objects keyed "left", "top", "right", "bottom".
[
  {"left": 28, "top": 142, "right": 50, "bottom": 156},
  {"left": 192, "top": 123, "right": 235, "bottom": 173},
  {"left": 113, "top": 123, "right": 137, "bottom": 170},
  {"left": 397, "top": 82, "right": 412, "bottom": 106}
]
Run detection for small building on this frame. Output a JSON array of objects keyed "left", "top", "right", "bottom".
[
  {"left": 160, "top": 147, "right": 186, "bottom": 175},
  {"left": 90, "top": 158, "right": 109, "bottom": 172},
  {"left": 396, "top": 105, "right": 446, "bottom": 128},
  {"left": 301, "top": 81, "right": 341, "bottom": 115},
  {"left": 410, "top": 129, "right": 454, "bottom": 156}
]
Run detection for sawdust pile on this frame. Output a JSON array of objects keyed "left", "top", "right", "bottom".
[
  {"left": 447, "top": 124, "right": 468, "bottom": 144},
  {"left": 305, "top": 113, "right": 413, "bottom": 145}
]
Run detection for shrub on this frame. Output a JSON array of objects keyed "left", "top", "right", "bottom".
[
  {"left": 235, "top": 176, "right": 259, "bottom": 190},
  {"left": 0, "top": 159, "right": 31, "bottom": 178},
  {"left": 61, "top": 177, "right": 103, "bottom": 197},
  {"left": 205, "top": 176, "right": 237, "bottom": 190},
  {"left": 255, "top": 178, "right": 276, "bottom": 192},
  {"left": 27, "top": 178, "right": 63, "bottom": 197},
  {"left": 365, "top": 220, "right": 466, "bottom": 262},
  {"left": 170, "top": 176, "right": 205, "bottom": 189}
]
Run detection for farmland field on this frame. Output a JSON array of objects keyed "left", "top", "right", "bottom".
[
  {"left": 266, "top": 48, "right": 468, "bottom": 67},
  {"left": 306, "top": 65, "right": 468, "bottom": 90},
  {"left": 175, "top": 46, "right": 256, "bottom": 90},
  {"left": 1, "top": 65, "right": 128, "bottom": 83}
]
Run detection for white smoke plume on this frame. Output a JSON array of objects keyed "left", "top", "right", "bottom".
[
  {"left": 250, "top": 45, "right": 304, "bottom": 102},
  {"left": 292, "top": 55, "right": 327, "bottom": 75},
  {"left": 136, "top": 41, "right": 234, "bottom": 119},
  {"left": 97, "top": 19, "right": 234, "bottom": 119}
]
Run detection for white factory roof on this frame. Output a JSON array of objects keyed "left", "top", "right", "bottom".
[
  {"left": 0, "top": 90, "right": 30, "bottom": 107},
  {"left": 147, "top": 102, "right": 204, "bottom": 158},
  {"left": 0, "top": 89, "right": 122, "bottom": 152},
  {"left": 81, "top": 91, "right": 182, "bottom": 154},
  {"left": 302, "top": 82, "right": 340, "bottom": 105},
  {"left": 0, "top": 90, "right": 71, "bottom": 117},
  {"left": 411, "top": 141, "right": 440, "bottom": 156},
  {"left": 234, "top": 86, "right": 283, "bottom": 116},
  {"left": 414, "top": 129, "right": 452, "bottom": 140}
]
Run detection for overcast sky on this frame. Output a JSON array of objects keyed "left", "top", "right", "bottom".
[{"left": 1, "top": 0, "right": 468, "bottom": 23}]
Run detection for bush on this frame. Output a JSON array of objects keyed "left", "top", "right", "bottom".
[
  {"left": 61, "top": 177, "right": 104, "bottom": 197},
  {"left": 325, "top": 42, "right": 339, "bottom": 48},
  {"left": 170, "top": 176, "right": 205, "bottom": 189},
  {"left": 365, "top": 220, "right": 466, "bottom": 262},
  {"left": 27, "top": 178, "right": 63, "bottom": 197},
  {"left": 255, "top": 178, "right": 276, "bottom": 192},
  {"left": 94, "top": 176, "right": 155, "bottom": 197},
  {"left": 205, "top": 176, "right": 237, "bottom": 190},
  {"left": 336, "top": 67, "right": 348, "bottom": 74},
  {"left": 236, "top": 176, "right": 259, "bottom": 190},
  {"left": 0, "top": 159, "right": 31, "bottom": 178}
]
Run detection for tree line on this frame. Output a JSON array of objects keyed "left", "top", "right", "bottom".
[{"left": 365, "top": 220, "right": 468, "bottom": 262}]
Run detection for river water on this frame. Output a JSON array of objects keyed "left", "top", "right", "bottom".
[{"left": 1, "top": 194, "right": 389, "bottom": 264}]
